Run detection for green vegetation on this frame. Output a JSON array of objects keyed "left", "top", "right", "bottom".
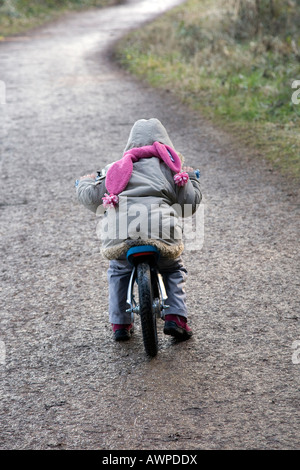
[
  {"left": 0, "top": 0, "right": 121, "bottom": 36},
  {"left": 116, "top": 0, "right": 300, "bottom": 179}
]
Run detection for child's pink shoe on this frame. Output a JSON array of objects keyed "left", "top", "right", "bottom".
[
  {"left": 112, "top": 323, "right": 134, "bottom": 341},
  {"left": 163, "top": 314, "right": 193, "bottom": 340}
]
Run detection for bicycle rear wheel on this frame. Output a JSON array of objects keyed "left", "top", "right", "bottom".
[{"left": 137, "top": 262, "right": 158, "bottom": 357}]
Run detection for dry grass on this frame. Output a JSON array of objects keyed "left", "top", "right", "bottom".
[
  {"left": 115, "top": 0, "right": 300, "bottom": 179},
  {"left": 0, "top": 0, "right": 122, "bottom": 36}
]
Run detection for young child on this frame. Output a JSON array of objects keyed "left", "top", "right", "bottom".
[{"left": 76, "top": 118, "right": 202, "bottom": 341}]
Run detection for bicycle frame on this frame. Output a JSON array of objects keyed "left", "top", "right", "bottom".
[{"left": 125, "top": 246, "right": 169, "bottom": 322}]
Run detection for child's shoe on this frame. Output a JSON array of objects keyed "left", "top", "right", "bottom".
[
  {"left": 112, "top": 323, "right": 134, "bottom": 341},
  {"left": 163, "top": 314, "right": 193, "bottom": 340}
]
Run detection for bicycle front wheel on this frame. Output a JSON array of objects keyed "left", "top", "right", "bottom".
[{"left": 137, "top": 262, "right": 158, "bottom": 357}]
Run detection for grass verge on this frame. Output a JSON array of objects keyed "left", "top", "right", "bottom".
[
  {"left": 115, "top": 0, "right": 300, "bottom": 180},
  {"left": 0, "top": 0, "right": 122, "bottom": 37}
]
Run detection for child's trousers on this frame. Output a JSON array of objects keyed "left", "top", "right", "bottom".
[{"left": 107, "top": 256, "right": 188, "bottom": 325}]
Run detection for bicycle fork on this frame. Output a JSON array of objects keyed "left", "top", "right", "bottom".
[{"left": 126, "top": 265, "right": 169, "bottom": 322}]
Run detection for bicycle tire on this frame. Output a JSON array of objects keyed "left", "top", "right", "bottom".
[{"left": 137, "top": 262, "right": 158, "bottom": 357}]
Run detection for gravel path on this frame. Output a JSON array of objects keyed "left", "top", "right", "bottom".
[{"left": 0, "top": 0, "right": 299, "bottom": 450}]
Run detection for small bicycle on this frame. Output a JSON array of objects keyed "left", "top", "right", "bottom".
[{"left": 126, "top": 245, "right": 169, "bottom": 357}]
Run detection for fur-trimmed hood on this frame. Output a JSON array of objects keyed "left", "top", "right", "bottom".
[
  {"left": 76, "top": 119, "right": 201, "bottom": 261},
  {"left": 124, "top": 118, "right": 175, "bottom": 152},
  {"left": 124, "top": 118, "right": 185, "bottom": 163}
]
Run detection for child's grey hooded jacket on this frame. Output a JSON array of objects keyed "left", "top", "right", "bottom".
[{"left": 76, "top": 119, "right": 202, "bottom": 260}]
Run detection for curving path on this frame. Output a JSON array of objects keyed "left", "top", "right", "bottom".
[{"left": 0, "top": 0, "right": 299, "bottom": 450}]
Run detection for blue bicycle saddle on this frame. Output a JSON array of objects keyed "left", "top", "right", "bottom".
[{"left": 126, "top": 245, "right": 160, "bottom": 265}]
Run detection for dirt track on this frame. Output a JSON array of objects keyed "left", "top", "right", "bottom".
[{"left": 0, "top": 0, "right": 299, "bottom": 450}]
